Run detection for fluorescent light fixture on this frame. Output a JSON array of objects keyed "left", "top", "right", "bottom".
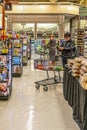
[
  {"left": 67, "top": 5, "right": 73, "bottom": 10},
  {"left": 38, "top": 5, "right": 46, "bottom": 9},
  {"left": 49, "top": 0, "right": 57, "bottom": 2},
  {"left": 19, "top": 5, "right": 24, "bottom": 11}
]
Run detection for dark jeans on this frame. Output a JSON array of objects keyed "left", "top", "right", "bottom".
[
  {"left": 62, "top": 57, "right": 68, "bottom": 68},
  {"left": 49, "top": 50, "right": 55, "bottom": 61}
]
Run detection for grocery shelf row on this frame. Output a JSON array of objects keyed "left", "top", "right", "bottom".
[
  {"left": 0, "top": 40, "right": 12, "bottom": 99},
  {"left": 0, "top": 37, "right": 31, "bottom": 99}
]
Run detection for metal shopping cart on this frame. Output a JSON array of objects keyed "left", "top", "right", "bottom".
[
  {"left": 34, "top": 46, "right": 78, "bottom": 91},
  {"left": 34, "top": 56, "right": 63, "bottom": 91}
]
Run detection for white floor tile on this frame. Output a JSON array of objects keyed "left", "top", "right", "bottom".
[{"left": 0, "top": 60, "right": 79, "bottom": 130}]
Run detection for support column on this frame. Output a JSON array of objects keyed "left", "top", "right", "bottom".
[
  {"left": 34, "top": 22, "right": 37, "bottom": 40},
  {"left": 7, "top": 22, "right": 13, "bottom": 31},
  {"left": 7, "top": 15, "right": 13, "bottom": 31},
  {"left": 58, "top": 15, "right": 65, "bottom": 38},
  {"left": 77, "top": 16, "right": 80, "bottom": 28},
  {"left": 2, "top": 3, "right": 5, "bottom": 31},
  {"left": 59, "top": 24, "right": 64, "bottom": 38},
  {"left": 2, "top": 3, "right": 5, "bottom": 40}
]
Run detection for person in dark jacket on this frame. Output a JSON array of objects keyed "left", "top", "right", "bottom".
[
  {"left": 48, "top": 35, "right": 56, "bottom": 62},
  {"left": 58, "top": 32, "right": 75, "bottom": 67}
]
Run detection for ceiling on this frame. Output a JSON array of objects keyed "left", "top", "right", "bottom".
[
  {"left": 4, "top": 0, "right": 87, "bottom": 7},
  {"left": 18, "top": 0, "right": 79, "bottom": 3}
]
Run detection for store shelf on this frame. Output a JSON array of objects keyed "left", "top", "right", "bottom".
[
  {"left": 22, "top": 38, "right": 28, "bottom": 66},
  {"left": 84, "top": 27, "right": 87, "bottom": 58},
  {"left": 0, "top": 40, "right": 12, "bottom": 99},
  {"left": 12, "top": 39, "right": 23, "bottom": 77},
  {"left": 75, "top": 28, "right": 84, "bottom": 56}
]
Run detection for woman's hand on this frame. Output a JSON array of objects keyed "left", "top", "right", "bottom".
[{"left": 58, "top": 47, "right": 64, "bottom": 50}]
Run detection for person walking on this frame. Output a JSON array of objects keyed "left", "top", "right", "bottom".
[{"left": 48, "top": 35, "right": 56, "bottom": 62}]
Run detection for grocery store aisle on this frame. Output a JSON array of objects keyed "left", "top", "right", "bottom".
[{"left": 0, "top": 60, "right": 79, "bottom": 130}]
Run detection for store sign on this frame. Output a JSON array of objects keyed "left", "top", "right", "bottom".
[
  {"left": 79, "top": 7, "right": 87, "bottom": 16},
  {"left": 0, "top": 0, "right": 3, "bottom": 3},
  {"left": 5, "top": 3, "right": 12, "bottom": 10}
]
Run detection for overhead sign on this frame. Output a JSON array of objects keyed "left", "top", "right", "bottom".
[
  {"left": 0, "top": 0, "right": 3, "bottom": 3},
  {"left": 79, "top": 7, "right": 87, "bottom": 16},
  {"left": 5, "top": 3, "right": 12, "bottom": 10}
]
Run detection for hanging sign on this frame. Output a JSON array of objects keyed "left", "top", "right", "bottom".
[
  {"left": 5, "top": 3, "right": 12, "bottom": 10},
  {"left": 0, "top": 0, "right": 3, "bottom": 3},
  {"left": 79, "top": 7, "right": 87, "bottom": 16}
]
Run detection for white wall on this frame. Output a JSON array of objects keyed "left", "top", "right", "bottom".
[{"left": 64, "top": 21, "right": 70, "bottom": 32}]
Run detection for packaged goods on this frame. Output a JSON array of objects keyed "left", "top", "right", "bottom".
[
  {"left": 74, "top": 57, "right": 82, "bottom": 63},
  {"left": 81, "top": 66, "right": 87, "bottom": 73}
]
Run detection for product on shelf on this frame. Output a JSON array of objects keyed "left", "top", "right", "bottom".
[
  {"left": 13, "top": 57, "right": 20, "bottom": 64},
  {"left": 23, "top": 57, "right": 28, "bottom": 63},
  {"left": 67, "top": 57, "right": 83, "bottom": 77},
  {"left": 13, "top": 65, "right": 21, "bottom": 74},
  {"left": 13, "top": 40, "right": 22, "bottom": 47},
  {"left": 13, "top": 48, "right": 21, "bottom": 56},
  {"left": 12, "top": 39, "right": 23, "bottom": 77},
  {"left": 84, "top": 27, "right": 87, "bottom": 58},
  {"left": 34, "top": 59, "right": 62, "bottom": 71},
  {"left": 22, "top": 38, "right": 28, "bottom": 66},
  {"left": 80, "top": 73, "right": 87, "bottom": 90},
  {"left": 67, "top": 56, "right": 87, "bottom": 90},
  {"left": 23, "top": 51, "right": 27, "bottom": 56},
  {"left": 67, "top": 59, "right": 75, "bottom": 68},
  {"left": 0, "top": 40, "right": 12, "bottom": 98},
  {"left": 75, "top": 28, "right": 84, "bottom": 56}
]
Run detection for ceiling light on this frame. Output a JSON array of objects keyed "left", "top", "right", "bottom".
[{"left": 49, "top": 0, "right": 57, "bottom": 3}]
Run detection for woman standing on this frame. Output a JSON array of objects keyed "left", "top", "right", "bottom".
[{"left": 58, "top": 32, "right": 75, "bottom": 67}]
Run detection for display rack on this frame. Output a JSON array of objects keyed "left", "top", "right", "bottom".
[
  {"left": 28, "top": 31, "right": 34, "bottom": 38},
  {"left": 22, "top": 38, "right": 28, "bottom": 66},
  {"left": 53, "top": 31, "right": 58, "bottom": 38},
  {"left": 12, "top": 39, "right": 23, "bottom": 77},
  {"left": 75, "top": 28, "right": 84, "bottom": 56},
  {"left": 84, "top": 27, "right": 87, "bottom": 58},
  {"left": 45, "top": 31, "right": 52, "bottom": 38},
  {"left": 37, "top": 31, "right": 43, "bottom": 39},
  {"left": 27, "top": 38, "right": 31, "bottom": 60},
  {"left": 0, "top": 40, "right": 12, "bottom": 99}
]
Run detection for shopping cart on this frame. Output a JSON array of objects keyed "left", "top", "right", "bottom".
[
  {"left": 34, "top": 58, "right": 63, "bottom": 91},
  {"left": 35, "top": 44, "right": 49, "bottom": 60}
]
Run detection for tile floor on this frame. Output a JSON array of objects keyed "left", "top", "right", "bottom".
[{"left": 0, "top": 60, "right": 80, "bottom": 130}]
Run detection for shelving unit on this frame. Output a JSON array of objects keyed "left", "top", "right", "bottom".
[
  {"left": 53, "top": 31, "right": 58, "bottom": 38},
  {"left": 0, "top": 40, "right": 12, "bottom": 99},
  {"left": 37, "top": 31, "right": 43, "bottom": 39},
  {"left": 23, "top": 38, "right": 28, "bottom": 66},
  {"left": 28, "top": 31, "right": 34, "bottom": 38},
  {"left": 75, "top": 28, "right": 84, "bottom": 56},
  {"left": 28, "top": 39, "right": 31, "bottom": 60},
  {"left": 84, "top": 27, "right": 87, "bottom": 58},
  {"left": 12, "top": 39, "right": 23, "bottom": 77},
  {"left": 45, "top": 31, "right": 52, "bottom": 38}
]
